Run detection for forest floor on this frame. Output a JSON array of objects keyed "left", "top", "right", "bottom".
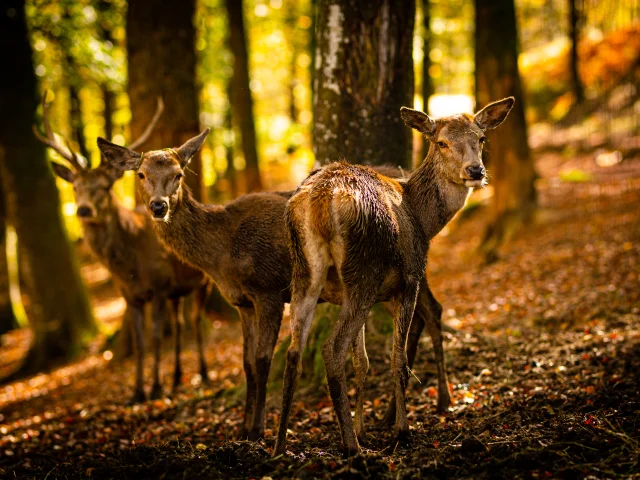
[{"left": 1, "top": 148, "right": 639, "bottom": 479}]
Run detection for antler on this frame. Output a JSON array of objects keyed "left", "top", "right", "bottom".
[
  {"left": 32, "top": 92, "right": 88, "bottom": 171},
  {"left": 128, "top": 97, "right": 164, "bottom": 150}
]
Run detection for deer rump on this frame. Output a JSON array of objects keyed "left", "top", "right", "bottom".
[{"left": 289, "top": 162, "right": 420, "bottom": 306}]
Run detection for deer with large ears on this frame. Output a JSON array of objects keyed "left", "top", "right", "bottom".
[
  {"left": 96, "top": 126, "right": 457, "bottom": 440},
  {"left": 34, "top": 97, "right": 211, "bottom": 404},
  {"left": 275, "top": 97, "right": 515, "bottom": 456}
]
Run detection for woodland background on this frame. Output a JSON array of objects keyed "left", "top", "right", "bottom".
[{"left": 0, "top": 0, "right": 639, "bottom": 478}]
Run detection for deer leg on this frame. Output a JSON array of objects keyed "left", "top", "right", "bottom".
[
  {"left": 380, "top": 297, "right": 425, "bottom": 426},
  {"left": 249, "top": 298, "right": 283, "bottom": 441},
  {"left": 150, "top": 297, "right": 167, "bottom": 400},
  {"left": 393, "top": 280, "right": 420, "bottom": 440},
  {"left": 323, "top": 299, "right": 373, "bottom": 457},
  {"left": 238, "top": 306, "right": 258, "bottom": 439},
  {"left": 169, "top": 297, "right": 184, "bottom": 390},
  {"left": 127, "top": 301, "right": 146, "bottom": 404},
  {"left": 421, "top": 281, "right": 451, "bottom": 412},
  {"left": 192, "top": 283, "right": 211, "bottom": 385},
  {"left": 273, "top": 262, "right": 329, "bottom": 456},
  {"left": 351, "top": 324, "right": 369, "bottom": 444}
]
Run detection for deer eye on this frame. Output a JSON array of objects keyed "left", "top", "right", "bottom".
[
  {"left": 137, "top": 172, "right": 145, "bottom": 180},
  {"left": 175, "top": 173, "right": 183, "bottom": 181},
  {"left": 437, "top": 141, "right": 448, "bottom": 149},
  {"left": 479, "top": 137, "right": 486, "bottom": 145}
]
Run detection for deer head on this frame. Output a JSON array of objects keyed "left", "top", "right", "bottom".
[
  {"left": 400, "top": 97, "right": 515, "bottom": 188},
  {"left": 97, "top": 129, "right": 210, "bottom": 222},
  {"left": 35, "top": 95, "right": 164, "bottom": 223}
]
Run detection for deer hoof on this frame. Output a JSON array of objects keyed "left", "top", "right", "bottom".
[
  {"left": 436, "top": 395, "right": 452, "bottom": 413},
  {"left": 150, "top": 384, "right": 164, "bottom": 400},
  {"left": 357, "top": 431, "right": 372, "bottom": 447},
  {"left": 394, "top": 426, "right": 411, "bottom": 442},
  {"left": 248, "top": 429, "right": 264, "bottom": 441},
  {"left": 342, "top": 443, "right": 361, "bottom": 457},
  {"left": 127, "top": 390, "right": 147, "bottom": 405},
  {"left": 378, "top": 403, "right": 396, "bottom": 428}
]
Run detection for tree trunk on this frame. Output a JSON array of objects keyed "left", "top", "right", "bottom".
[
  {"left": 0, "top": 0, "right": 97, "bottom": 375},
  {"left": 568, "top": 0, "right": 584, "bottom": 103},
  {"left": 475, "top": 0, "right": 537, "bottom": 261},
  {"left": 314, "top": 0, "right": 415, "bottom": 168},
  {"left": 224, "top": 0, "right": 263, "bottom": 193},
  {"left": 0, "top": 181, "right": 16, "bottom": 336},
  {"left": 102, "top": 85, "right": 114, "bottom": 141},
  {"left": 420, "top": 0, "right": 434, "bottom": 162},
  {"left": 127, "top": 0, "right": 203, "bottom": 200}
]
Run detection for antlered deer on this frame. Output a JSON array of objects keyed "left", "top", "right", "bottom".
[
  {"left": 97, "top": 132, "right": 453, "bottom": 440},
  {"left": 275, "top": 98, "right": 515, "bottom": 456},
  {"left": 34, "top": 97, "right": 210, "bottom": 404}
]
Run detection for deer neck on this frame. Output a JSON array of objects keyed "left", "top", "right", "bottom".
[
  {"left": 405, "top": 154, "right": 472, "bottom": 240},
  {"left": 151, "top": 185, "right": 229, "bottom": 272},
  {"left": 81, "top": 192, "right": 134, "bottom": 263}
]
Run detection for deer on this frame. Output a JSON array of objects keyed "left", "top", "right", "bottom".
[
  {"left": 96, "top": 131, "right": 454, "bottom": 441},
  {"left": 34, "top": 96, "right": 211, "bottom": 404},
  {"left": 274, "top": 97, "right": 515, "bottom": 456}
]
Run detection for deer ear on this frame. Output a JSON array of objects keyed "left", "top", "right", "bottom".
[
  {"left": 176, "top": 129, "right": 210, "bottom": 167},
  {"left": 400, "top": 107, "right": 436, "bottom": 137},
  {"left": 51, "top": 162, "right": 75, "bottom": 183},
  {"left": 97, "top": 137, "right": 142, "bottom": 171},
  {"left": 474, "top": 97, "right": 515, "bottom": 130}
]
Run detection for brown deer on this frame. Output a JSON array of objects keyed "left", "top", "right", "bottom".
[
  {"left": 96, "top": 132, "right": 455, "bottom": 439},
  {"left": 275, "top": 98, "right": 515, "bottom": 456},
  {"left": 34, "top": 97, "right": 211, "bottom": 404}
]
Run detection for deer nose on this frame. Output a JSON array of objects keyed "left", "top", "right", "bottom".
[
  {"left": 465, "top": 165, "right": 485, "bottom": 180},
  {"left": 77, "top": 206, "right": 92, "bottom": 218},
  {"left": 149, "top": 200, "right": 168, "bottom": 217}
]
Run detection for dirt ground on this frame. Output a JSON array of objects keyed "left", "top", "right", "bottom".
[{"left": 1, "top": 149, "right": 639, "bottom": 479}]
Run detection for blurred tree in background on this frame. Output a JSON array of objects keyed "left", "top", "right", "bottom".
[
  {"left": 475, "top": 0, "right": 537, "bottom": 261},
  {"left": 0, "top": 0, "right": 96, "bottom": 374},
  {"left": 0, "top": 182, "right": 16, "bottom": 336},
  {"left": 127, "top": 0, "right": 203, "bottom": 199},
  {"left": 224, "top": 0, "right": 263, "bottom": 193}
]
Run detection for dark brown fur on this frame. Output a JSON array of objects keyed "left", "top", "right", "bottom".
[{"left": 275, "top": 98, "right": 515, "bottom": 456}]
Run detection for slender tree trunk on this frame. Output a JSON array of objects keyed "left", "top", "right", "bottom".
[
  {"left": 568, "top": 0, "right": 584, "bottom": 103},
  {"left": 0, "top": 0, "right": 97, "bottom": 375},
  {"left": 225, "top": 80, "right": 238, "bottom": 198},
  {"left": 475, "top": 0, "right": 537, "bottom": 261},
  {"left": 0, "top": 182, "right": 16, "bottom": 336},
  {"left": 224, "top": 0, "right": 263, "bottom": 193},
  {"left": 421, "top": 0, "right": 434, "bottom": 162},
  {"left": 127, "top": 0, "right": 203, "bottom": 200},
  {"left": 102, "top": 85, "right": 114, "bottom": 141},
  {"left": 314, "top": 0, "right": 415, "bottom": 168},
  {"left": 68, "top": 80, "right": 91, "bottom": 161},
  {"left": 61, "top": 5, "right": 91, "bottom": 162}
]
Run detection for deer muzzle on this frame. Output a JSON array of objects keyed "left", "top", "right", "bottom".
[
  {"left": 149, "top": 199, "right": 169, "bottom": 219},
  {"left": 76, "top": 205, "right": 93, "bottom": 219}
]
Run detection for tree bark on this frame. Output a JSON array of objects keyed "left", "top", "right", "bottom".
[
  {"left": 224, "top": 0, "right": 263, "bottom": 193},
  {"left": 568, "top": 0, "right": 584, "bottom": 103},
  {"left": 475, "top": 0, "right": 537, "bottom": 261},
  {"left": 127, "top": 0, "right": 203, "bottom": 200},
  {"left": 0, "top": 181, "right": 16, "bottom": 336},
  {"left": 0, "top": 0, "right": 97, "bottom": 375},
  {"left": 314, "top": 0, "right": 415, "bottom": 168},
  {"left": 421, "top": 0, "right": 434, "bottom": 162}
]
